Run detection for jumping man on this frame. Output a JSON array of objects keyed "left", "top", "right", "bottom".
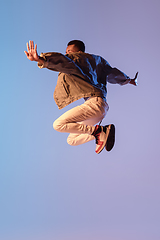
[{"left": 24, "top": 40, "right": 138, "bottom": 154}]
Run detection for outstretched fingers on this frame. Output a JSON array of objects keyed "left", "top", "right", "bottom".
[
  {"left": 26, "top": 42, "right": 30, "bottom": 52},
  {"left": 24, "top": 50, "right": 29, "bottom": 57},
  {"left": 134, "top": 72, "right": 138, "bottom": 80},
  {"left": 24, "top": 41, "right": 33, "bottom": 55},
  {"left": 24, "top": 42, "right": 31, "bottom": 57},
  {"left": 30, "top": 40, "right": 34, "bottom": 50},
  {"left": 27, "top": 40, "right": 35, "bottom": 52}
]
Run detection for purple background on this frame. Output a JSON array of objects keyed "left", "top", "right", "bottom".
[{"left": 1, "top": 0, "right": 160, "bottom": 239}]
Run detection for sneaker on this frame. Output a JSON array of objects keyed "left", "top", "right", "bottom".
[
  {"left": 92, "top": 125, "right": 111, "bottom": 154},
  {"left": 105, "top": 124, "right": 115, "bottom": 151}
]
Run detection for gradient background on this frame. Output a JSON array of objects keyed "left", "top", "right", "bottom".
[{"left": 1, "top": 0, "right": 160, "bottom": 239}]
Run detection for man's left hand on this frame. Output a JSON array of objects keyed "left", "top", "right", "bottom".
[{"left": 129, "top": 72, "right": 138, "bottom": 86}]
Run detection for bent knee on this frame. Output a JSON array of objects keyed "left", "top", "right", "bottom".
[
  {"left": 67, "top": 137, "right": 77, "bottom": 146},
  {"left": 53, "top": 120, "right": 61, "bottom": 131},
  {"left": 53, "top": 119, "right": 67, "bottom": 132}
]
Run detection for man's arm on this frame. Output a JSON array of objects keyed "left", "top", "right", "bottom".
[
  {"left": 24, "top": 40, "right": 44, "bottom": 65},
  {"left": 24, "top": 40, "right": 85, "bottom": 77},
  {"left": 107, "top": 65, "right": 138, "bottom": 86}
]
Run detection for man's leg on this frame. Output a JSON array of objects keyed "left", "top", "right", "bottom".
[
  {"left": 67, "top": 116, "right": 104, "bottom": 146},
  {"left": 53, "top": 97, "right": 110, "bottom": 153},
  {"left": 53, "top": 97, "right": 108, "bottom": 135}
]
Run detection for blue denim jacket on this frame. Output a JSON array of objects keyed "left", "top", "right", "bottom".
[{"left": 38, "top": 52, "right": 131, "bottom": 109}]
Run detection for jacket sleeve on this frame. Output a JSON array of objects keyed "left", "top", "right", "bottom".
[
  {"left": 38, "top": 52, "right": 85, "bottom": 77},
  {"left": 102, "top": 59, "right": 131, "bottom": 85},
  {"left": 107, "top": 67, "right": 131, "bottom": 85}
]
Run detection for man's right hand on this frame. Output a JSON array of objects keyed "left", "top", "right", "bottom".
[{"left": 24, "top": 41, "right": 44, "bottom": 64}]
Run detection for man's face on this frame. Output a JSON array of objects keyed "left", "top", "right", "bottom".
[{"left": 66, "top": 44, "right": 80, "bottom": 54}]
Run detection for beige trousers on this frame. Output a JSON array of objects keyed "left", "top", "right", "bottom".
[{"left": 53, "top": 97, "right": 109, "bottom": 146}]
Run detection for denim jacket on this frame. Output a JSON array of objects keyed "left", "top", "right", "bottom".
[{"left": 38, "top": 52, "right": 130, "bottom": 109}]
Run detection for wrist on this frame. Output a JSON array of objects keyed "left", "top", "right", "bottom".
[{"left": 37, "top": 55, "right": 45, "bottom": 64}]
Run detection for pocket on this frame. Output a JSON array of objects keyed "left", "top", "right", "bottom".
[{"left": 63, "top": 82, "right": 70, "bottom": 95}]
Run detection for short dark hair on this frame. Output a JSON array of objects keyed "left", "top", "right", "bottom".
[{"left": 67, "top": 40, "right": 85, "bottom": 52}]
